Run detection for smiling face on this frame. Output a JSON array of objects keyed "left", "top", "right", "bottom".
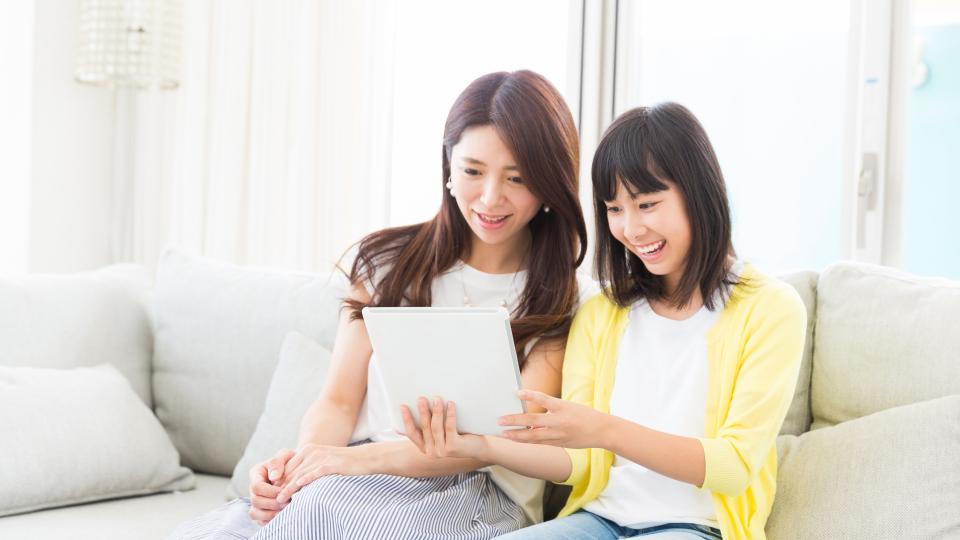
[
  {"left": 448, "top": 125, "right": 543, "bottom": 252},
  {"left": 604, "top": 178, "right": 692, "bottom": 292}
]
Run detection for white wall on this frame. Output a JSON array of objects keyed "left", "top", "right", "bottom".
[
  {"left": 0, "top": 4, "right": 33, "bottom": 275},
  {"left": 28, "top": 0, "right": 115, "bottom": 273}
]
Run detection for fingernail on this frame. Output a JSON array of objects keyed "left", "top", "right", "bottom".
[{"left": 268, "top": 470, "right": 278, "bottom": 480}]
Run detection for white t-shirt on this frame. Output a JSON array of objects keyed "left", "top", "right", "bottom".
[
  {"left": 352, "top": 258, "right": 596, "bottom": 524},
  {"left": 584, "top": 263, "right": 740, "bottom": 529}
]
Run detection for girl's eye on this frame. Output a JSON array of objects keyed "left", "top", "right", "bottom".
[
  {"left": 463, "top": 168, "right": 481, "bottom": 176},
  {"left": 606, "top": 206, "right": 621, "bottom": 214},
  {"left": 508, "top": 176, "right": 524, "bottom": 185},
  {"left": 638, "top": 202, "right": 658, "bottom": 211}
]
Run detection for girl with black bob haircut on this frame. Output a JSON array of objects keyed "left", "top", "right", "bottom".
[{"left": 404, "top": 103, "right": 807, "bottom": 540}]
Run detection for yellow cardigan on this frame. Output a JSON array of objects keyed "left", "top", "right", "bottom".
[{"left": 558, "top": 265, "right": 806, "bottom": 540}]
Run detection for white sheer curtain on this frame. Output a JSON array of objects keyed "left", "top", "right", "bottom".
[
  {"left": 0, "top": 3, "right": 33, "bottom": 275},
  {"left": 120, "top": 0, "right": 395, "bottom": 272}
]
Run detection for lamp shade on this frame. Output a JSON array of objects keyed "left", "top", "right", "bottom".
[{"left": 75, "top": 0, "right": 182, "bottom": 90}]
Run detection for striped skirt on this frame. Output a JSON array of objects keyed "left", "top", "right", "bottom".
[{"left": 167, "top": 471, "right": 527, "bottom": 540}]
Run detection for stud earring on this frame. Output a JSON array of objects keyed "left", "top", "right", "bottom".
[
  {"left": 446, "top": 181, "right": 453, "bottom": 190},
  {"left": 543, "top": 206, "right": 551, "bottom": 213}
]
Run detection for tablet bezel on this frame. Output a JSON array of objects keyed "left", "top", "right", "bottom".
[{"left": 361, "top": 306, "right": 525, "bottom": 436}]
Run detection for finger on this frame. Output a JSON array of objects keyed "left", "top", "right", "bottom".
[
  {"left": 502, "top": 427, "right": 556, "bottom": 444},
  {"left": 431, "top": 397, "right": 446, "bottom": 456},
  {"left": 282, "top": 452, "right": 305, "bottom": 482},
  {"left": 418, "top": 397, "right": 436, "bottom": 455},
  {"left": 267, "top": 448, "right": 295, "bottom": 482},
  {"left": 445, "top": 401, "right": 458, "bottom": 439},
  {"left": 250, "top": 480, "right": 281, "bottom": 499},
  {"left": 517, "top": 389, "right": 558, "bottom": 409},
  {"left": 249, "top": 507, "right": 278, "bottom": 524},
  {"left": 400, "top": 404, "right": 426, "bottom": 452},
  {"left": 250, "top": 494, "right": 287, "bottom": 512},
  {"left": 276, "top": 479, "right": 300, "bottom": 504},
  {"left": 498, "top": 412, "right": 553, "bottom": 428},
  {"left": 249, "top": 461, "right": 270, "bottom": 484},
  {"left": 277, "top": 469, "right": 322, "bottom": 504}
]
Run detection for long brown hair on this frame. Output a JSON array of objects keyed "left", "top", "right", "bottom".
[
  {"left": 344, "top": 70, "right": 586, "bottom": 364},
  {"left": 592, "top": 103, "right": 736, "bottom": 310}
]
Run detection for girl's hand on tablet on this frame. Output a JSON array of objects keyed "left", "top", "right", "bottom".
[
  {"left": 498, "top": 389, "right": 611, "bottom": 449},
  {"left": 400, "top": 396, "right": 489, "bottom": 460}
]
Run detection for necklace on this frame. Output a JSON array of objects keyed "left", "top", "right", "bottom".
[{"left": 458, "top": 261, "right": 524, "bottom": 309}]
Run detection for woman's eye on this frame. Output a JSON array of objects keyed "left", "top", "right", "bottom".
[
  {"left": 606, "top": 206, "right": 621, "bottom": 214},
  {"left": 463, "top": 168, "right": 480, "bottom": 176},
  {"left": 638, "top": 202, "right": 658, "bottom": 210},
  {"left": 508, "top": 176, "right": 524, "bottom": 184}
]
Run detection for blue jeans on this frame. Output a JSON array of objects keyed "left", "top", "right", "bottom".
[{"left": 496, "top": 510, "right": 722, "bottom": 539}]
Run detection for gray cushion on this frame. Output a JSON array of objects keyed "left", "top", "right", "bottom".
[
  {"left": 775, "top": 270, "right": 818, "bottom": 435},
  {"left": 152, "top": 249, "right": 346, "bottom": 475},
  {"left": 0, "top": 264, "right": 153, "bottom": 406},
  {"left": 229, "top": 332, "right": 333, "bottom": 497},
  {"left": 0, "top": 365, "right": 195, "bottom": 517},
  {"left": 812, "top": 262, "right": 960, "bottom": 429},
  {"left": 229, "top": 332, "right": 330, "bottom": 497},
  {"left": 768, "top": 394, "right": 960, "bottom": 539}
]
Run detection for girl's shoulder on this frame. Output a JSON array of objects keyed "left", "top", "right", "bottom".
[
  {"left": 572, "top": 289, "right": 630, "bottom": 328},
  {"left": 729, "top": 263, "right": 806, "bottom": 319},
  {"left": 574, "top": 270, "right": 601, "bottom": 307}
]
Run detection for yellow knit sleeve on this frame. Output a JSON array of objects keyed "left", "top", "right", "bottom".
[
  {"left": 699, "top": 284, "right": 807, "bottom": 496},
  {"left": 558, "top": 294, "right": 603, "bottom": 486}
]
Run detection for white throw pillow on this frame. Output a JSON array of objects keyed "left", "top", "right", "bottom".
[
  {"left": 0, "top": 365, "right": 195, "bottom": 517},
  {"left": 0, "top": 264, "right": 154, "bottom": 406},
  {"left": 152, "top": 248, "right": 347, "bottom": 476},
  {"left": 767, "top": 394, "right": 960, "bottom": 539},
  {"left": 229, "top": 332, "right": 333, "bottom": 498}
]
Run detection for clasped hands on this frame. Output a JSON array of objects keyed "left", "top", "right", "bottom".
[{"left": 245, "top": 443, "right": 368, "bottom": 525}]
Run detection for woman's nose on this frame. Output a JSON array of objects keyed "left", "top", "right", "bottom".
[{"left": 480, "top": 177, "right": 504, "bottom": 208}]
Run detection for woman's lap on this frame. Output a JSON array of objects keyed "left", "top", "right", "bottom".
[
  {"left": 165, "top": 498, "right": 261, "bottom": 540},
  {"left": 168, "top": 471, "right": 525, "bottom": 540},
  {"left": 253, "top": 472, "right": 524, "bottom": 540}
]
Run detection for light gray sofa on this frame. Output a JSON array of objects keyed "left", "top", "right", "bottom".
[{"left": 1, "top": 249, "right": 957, "bottom": 539}]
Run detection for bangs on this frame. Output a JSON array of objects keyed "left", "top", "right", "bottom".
[{"left": 591, "top": 119, "right": 669, "bottom": 202}]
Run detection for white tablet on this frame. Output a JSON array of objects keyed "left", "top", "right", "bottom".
[{"left": 361, "top": 306, "right": 524, "bottom": 436}]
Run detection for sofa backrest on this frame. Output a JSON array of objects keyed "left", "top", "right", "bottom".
[
  {"left": 0, "top": 264, "right": 154, "bottom": 406},
  {"left": 811, "top": 262, "right": 960, "bottom": 429},
  {"left": 151, "top": 249, "right": 347, "bottom": 476}
]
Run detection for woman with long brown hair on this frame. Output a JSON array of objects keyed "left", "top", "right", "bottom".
[{"left": 168, "top": 70, "right": 589, "bottom": 540}]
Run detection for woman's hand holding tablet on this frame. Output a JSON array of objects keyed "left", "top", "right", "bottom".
[
  {"left": 362, "top": 307, "right": 526, "bottom": 437},
  {"left": 399, "top": 397, "right": 489, "bottom": 460}
]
